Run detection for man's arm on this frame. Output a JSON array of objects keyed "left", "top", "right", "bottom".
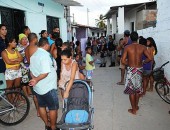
[
  {"left": 25, "top": 47, "right": 30, "bottom": 64},
  {"left": 121, "top": 47, "right": 128, "bottom": 65},
  {"left": 29, "top": 73, "right": 48, "bottom": 86}
]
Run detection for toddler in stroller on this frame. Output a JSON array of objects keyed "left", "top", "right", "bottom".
[{"left": 57, "top": 80, "right": 94, "bottom": 130}]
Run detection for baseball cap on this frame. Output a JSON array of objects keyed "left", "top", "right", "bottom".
[{"left": 124, "top": 30, "right": 130, "bottom": 35}]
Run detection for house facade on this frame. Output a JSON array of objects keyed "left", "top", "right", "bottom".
[
  {"left": 105, "top": 1, "right": 157, "bottom": 36},
  {"left": 138, "top": 0, "right": 170, "bottom": 79},
  {"left": 71, "top": 23, "right": 106, "bottom": 42},
  {"left": 105, "top": 0, "right": 170, "bottom": 79},
  {"left": 0, "top": 0, "right": 81, "bottom": 42}
]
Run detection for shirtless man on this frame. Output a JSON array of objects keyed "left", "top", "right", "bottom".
[
  {"left": 25, "top": 33, "right": 39, "bottom": 116},
  {"left": 117, "top": 30, "right": 132, "bottom": 85},
  {"left": 121, "top": 32, "right": 151, "bottom": 115},
  {"left": 25, "top": 33, "right": 38, "bottom": 63}
]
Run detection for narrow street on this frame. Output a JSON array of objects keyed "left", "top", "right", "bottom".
[{"left": 0, "top": 60, "right": 170, "bottom": 130}]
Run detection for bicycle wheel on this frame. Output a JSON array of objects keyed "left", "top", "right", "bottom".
[
  {"left": 0, "top": 91, "right": 30, "bottom": 125},
  {"left": 155, "top": 82, "right": 170, "bottom": 104}
]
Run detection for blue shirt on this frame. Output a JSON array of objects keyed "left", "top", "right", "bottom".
[
  {"left": 30, "top": 48, "right": 57, "bottom": 95},
  {"left": 47, "top": 36, "right": 54, "bottom": 46}
]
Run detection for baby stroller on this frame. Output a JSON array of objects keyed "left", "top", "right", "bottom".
[{"left": 57, "top": 80, "right": 94, "bottom": 130}]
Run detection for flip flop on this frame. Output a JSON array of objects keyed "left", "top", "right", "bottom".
[{"left": 117, "top": 82, "right": 125, "bottom": 85}]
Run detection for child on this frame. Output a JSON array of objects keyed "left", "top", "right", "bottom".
[
  {"left": 85, "top": 47, "right": 95, "bottom": 81},
  {"left": 75, "top": 54, "right": 85, "bottom": 78}
]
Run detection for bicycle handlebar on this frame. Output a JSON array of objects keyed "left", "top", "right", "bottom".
[{"left": 160, "top": 61, "right": 170, "bottom": 69}]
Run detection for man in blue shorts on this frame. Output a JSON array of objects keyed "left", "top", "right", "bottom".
[{"left": 29, "top": 38, "right": 58, "bottom": 130}]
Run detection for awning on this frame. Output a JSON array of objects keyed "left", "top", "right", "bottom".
[{"left": 52, "top": 0, "right": 82, "bottom": 6}]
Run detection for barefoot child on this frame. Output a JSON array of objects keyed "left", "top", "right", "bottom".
[{"left": 85, "top": 47, "right": 95, "bottom": 82}]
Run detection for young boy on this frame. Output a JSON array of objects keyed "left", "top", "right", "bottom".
[
  {"left": 75, "top": 54, "right": 85, "bottom": 76},
  {"left": 85, "top": 47, "right": 95, "bottom": 81}
]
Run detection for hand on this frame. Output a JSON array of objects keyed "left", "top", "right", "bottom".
[
  {"left": 63, "top": 91, "right": 69, "bottom": 99},
  {"left": 29, "top": 78, "right": 38, "bottom": 87}
]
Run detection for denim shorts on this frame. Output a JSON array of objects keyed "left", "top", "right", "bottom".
[{"left": 35, "top": 89, "right": 59, "bottom": 110}]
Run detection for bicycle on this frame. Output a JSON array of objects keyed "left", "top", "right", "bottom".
[
  {"left": 153, "top": 61, "right": 170, "bottom": 104},
  {"left": 0, "top": 80, "right": 30, "bottom": 126}
]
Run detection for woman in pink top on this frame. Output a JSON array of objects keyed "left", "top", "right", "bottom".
[{"left": 59, "top": 49, "right": 80, "bottom": 98}]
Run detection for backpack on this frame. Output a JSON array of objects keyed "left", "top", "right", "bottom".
[{"left": 108, "top": 41, "right": 116, "bottom": 51}]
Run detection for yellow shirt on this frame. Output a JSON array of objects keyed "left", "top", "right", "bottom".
[
  {"left": 85, "top": 54, "right": 95, "bottom": 70},
  {"left": 5, "top": 49, "right": 20, "bottom": 69}
]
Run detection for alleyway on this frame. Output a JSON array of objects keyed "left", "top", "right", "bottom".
[{"left": 0, "top": 62, "right": 170, "bottom": 130}]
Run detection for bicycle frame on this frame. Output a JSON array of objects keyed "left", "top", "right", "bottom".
[{"left": 0, "top": 91, "right": 15, "bottom": 114}]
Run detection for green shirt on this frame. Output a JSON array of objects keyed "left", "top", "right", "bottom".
[{"left": 85, "top": 54, "right": 95, "bottom": 70}]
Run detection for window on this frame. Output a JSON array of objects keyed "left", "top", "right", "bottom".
[
  {"left": 92, "top": 32, "right": 94, "bottom": 36},
  {"left": 97, "top": 32, "right": 99, "bottom": 37},
  {"left": 46, "top": 16, "right": 59, "bottom": 34}
]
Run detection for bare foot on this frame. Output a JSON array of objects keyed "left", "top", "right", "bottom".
[
  {"left": 128, "top": 109, "right": 137, "bottom": 115},
  {"left": 117, "top": 82, "right": 125, "bottom": 85},
  {"left": 148, "top": 88, "right": 153, "bottom": 92},
  {"left": 37, "top": 111, "right": 40, "bottom": 117},
  {"left": 136, "top": 106, "right": 139, "bottom": 111},
  {"left": 139, "top": 93, "right": 145, "bottom": 98}
]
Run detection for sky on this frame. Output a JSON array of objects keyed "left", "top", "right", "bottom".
[{"left": 70, "top": 0, "right": 151, "bottom": 27}]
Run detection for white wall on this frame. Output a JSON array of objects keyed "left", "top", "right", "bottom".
[
  {"left": 117, "top": 7, "right": 124, "bottom": 34},
  {"left": 0, "top": 0, "right": 67, "bottom": 41},
  {"left": 138, "top": 0, "right": 170, "bottom": 79},
  {"left": 107, "top": 19, "right": 111, "bottom": 36},
  {"left": 112, "top": 14, "right": 117, "bottom": 34},
  {"left": 124, "top": 10, "right": 136, "bottom": 32}
]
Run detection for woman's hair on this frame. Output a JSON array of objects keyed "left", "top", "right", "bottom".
[
  {"left": 61, "top": 48, "right": 72, "bottom": 58},
  {"left": 6, "top": 37, "right": 15, "bottom": 47},
  {"left": 119, "top": 38, "right": 123, "bottom": 42},
  {"left": 147, "top": 37, "right": 158, "bottom": 55},
  {"left": 85, "top": 46, "right": 91, "bottom": 51},
  {"left": 62, "top": 42, "right": 70, "bottom": 49},
  {"left": 39, "top": 30, "right": 46, "bottom": 38},
  {"left": 76, "top": 40, "right": 80, "bottom": 46},
  {"left": 139, "top": 37, "right": 147, "bottom": 46},
  {"left": 74, "top": 53, "right": 79, "bottom": 58}
]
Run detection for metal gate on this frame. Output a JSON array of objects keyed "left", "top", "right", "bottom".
[
  {"left": 0, "top": 7, "right": 25, "bottom": 40},
  {"left": 47, "top": 16, "right": 59, "bottom": 34}
]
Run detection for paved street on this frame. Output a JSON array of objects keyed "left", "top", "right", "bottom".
[{"left": 0, "top": 60, "right": 170, "bottom": 130}]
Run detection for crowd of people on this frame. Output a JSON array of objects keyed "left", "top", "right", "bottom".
[
  {"left": 84, "top": 30, "right": 158, "bottom": 115},
  {"left": 0, "top": 21, "right": 158, "bottom": 130},
  {"left": 0, "top": 24, "right": 97, "bottom": 130},
  {"left": 117, "top": 31, "right": 157, "bottom": 115}
]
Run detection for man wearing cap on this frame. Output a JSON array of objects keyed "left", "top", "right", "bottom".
[{"left": 117, "top": 30, "right": 132, "bottom": 85}]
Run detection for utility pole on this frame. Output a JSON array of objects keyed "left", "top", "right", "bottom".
[
  {"left": 87, "top": 8, "right": 90, "bottom": 37},
  {"left": 73, "top": 13, "right": 75, "bottom": 24},
  {"left": 87, "top": 8, "right": 90, "bottom": 26}
]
